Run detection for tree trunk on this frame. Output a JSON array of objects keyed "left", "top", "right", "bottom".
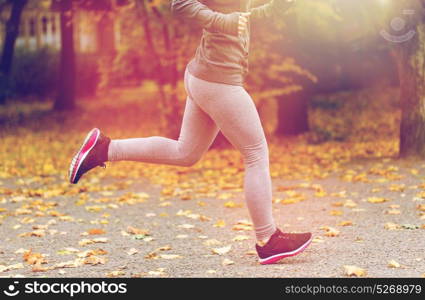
[
  {"left": 54, "top": 0, "right": 76, "bottom": 111},
  {"left": 275, "top": 90, "right": 310, "bottom": 136},
  {"left": 0, "top": 0, "right": 28, "bottom": 105},
  {"left": 396, "top": 22, "right": 425, "bottom": 157}
]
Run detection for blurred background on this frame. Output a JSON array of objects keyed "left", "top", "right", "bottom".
[{"left": 0, "top": 0, "right": 424, "bottom": 179}]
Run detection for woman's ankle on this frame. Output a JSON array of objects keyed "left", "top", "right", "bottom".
[{"left": 256, "top": 234, "right": 273, "bottom": 247}]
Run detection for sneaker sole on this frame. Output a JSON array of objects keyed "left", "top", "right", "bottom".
[
  {"left": 69, "top": 128, "right": 100, "bottom": 184},
  {"left": 258, "top": 236, "right": 312, "bottom": 265}
]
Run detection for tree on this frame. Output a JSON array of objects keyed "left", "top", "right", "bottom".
[
  {"left": 391, "top": 0, "right": 425, "bottom": 157},
  {"left": 271, "top": 0, "right": 340, "bottom": 136},
  {"left": 0, "top": 0, "right": 28, "bottom": 105},
  {"left": 54, "top": 0, "right": 76, "bottom": 110}
]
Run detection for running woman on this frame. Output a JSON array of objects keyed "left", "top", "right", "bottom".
[{"left": 68, "top": 0, "right": 312, "bottom": 265}]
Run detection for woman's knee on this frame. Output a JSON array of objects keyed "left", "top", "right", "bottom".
[
  {"left": 176, "top": 146, "right": 203, "bottom": 167},
  {"left": 241, "top": 139, "right": 269, "bottom": 167}
]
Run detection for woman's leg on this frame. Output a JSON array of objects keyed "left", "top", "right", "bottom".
[
  {"left": 186, "top": 71, "right": 276, "bottom": 242},
  {"left": 108, "top": 95, "right": 220, "bottom": 166}
]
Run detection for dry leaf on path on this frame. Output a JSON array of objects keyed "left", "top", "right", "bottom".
[
  {"left": 232, "top": 235, "right": 249, "bottom": 242},
  {"left": 159, "top": 254, "right": 182, "bottom": 260},
  {"left": 88, "top": 229, "right": 106, "bottom": 235},
  {"left": 388, "top": 260, "right": 401, "bottom": 268},
  {"left": 344, "top": 265, "right": 367, "bottom": 277},
  {"left": 222, "top": 258, "right": 235, "bottom": 266},
  {"left": 212, "top": 245, "right": 231, "bottom": 255},
  {"left": 127, "top": 248, "right": 138, "bottom": 255},
  {"left": 321, "top": 226, "right": 340, "bottom": 237},
  {"left": 127, "top": 226, "right": 150, "bottom": 235},
  {"left": 367, "top": 197, "right": 389, "bottom": 204}
]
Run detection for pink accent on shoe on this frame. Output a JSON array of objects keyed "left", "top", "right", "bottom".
[
  {"left": 258, "top": 236, "right": 312, "bottom": 265},
  {"left": 69, "top": 128, "right": 100, "bottom": 183}
]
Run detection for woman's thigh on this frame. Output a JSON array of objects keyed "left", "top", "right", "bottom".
[
  {"left": 178, "top": 95, "right": 220, "bottom": 159},
  {"left": 186, "top": 71, "right": 267, "bottom": 154}
]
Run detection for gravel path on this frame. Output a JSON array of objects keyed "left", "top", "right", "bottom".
[{"left": 0, "top": 157, "right": 424, "bottom": 278}]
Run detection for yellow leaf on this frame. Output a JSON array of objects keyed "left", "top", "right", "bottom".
[
  {"left": 384, "top": 222, "right": 401, "bottom": 230},
  {"left": 127, "top": 248, "right": 138, "bottom": 255},
  {"left": 321, "top": 226, "right": 340, "bottom": 237},
  {"left": 232, "top": 220, "right": 253, "bottom": 231},
  {"left": 388, "top": 260, "right": 401, "bottom": 268},
  {"left": 197, "top": 201, "right": 207, "bottom": 207},
  {"left": 203, "top": 239, "right": 221, "bottom": 246},
  {"left": 417, "top": 204, "right": 425, "bottom": 212},
  {"left": 222, "top": 258, "right": 235, "bottom": 266},
  {"left": 127, "top": 226, "right": 150, "bottom": 235},
  {"left": 83, "top": 256, "right": 106, "bottom": 265},
  {"left": 178, "top": 224, "right": 194, "bottom": 229},
  {"left": 211, "top": 245, "right": 231, "bottom": 255},
  {"left": 224, "top": 201, "right": 242, "bottom": 208},
  {"left": 232, "top": 235, "right": 249, "bottom": 242},
  {"left": 367, "top": 197, "right": 389, "bottom": 204},
  {"left": 338, "top": 221, "right": 353, "bottom": 226},
  {"left": 214, "top": 220, "right": 226, "bottom": 228},
  {"left": 385, "top": 209, "right": 401, "bottom": 215},
  {"left": 344, "top": 265, "right": 367, "bottom": 277},
  {"left": 107, "top": 270, "right": 126, "bottom": 277},
  {"left": 329, "top": 210, "right": 343, "bottom": 216},
  {"left": 159, "top": 254, "right": 182, "bottom": 260}
]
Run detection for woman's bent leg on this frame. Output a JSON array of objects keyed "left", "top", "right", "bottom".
[
  {"left": 186, "top": 72, "right": 276, "bottom": 242},
  {"left": 108, "top": 96, "right": 219, "bottom": 166}
]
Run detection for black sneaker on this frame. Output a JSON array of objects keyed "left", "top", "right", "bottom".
[
  {"left": 68, "top": 128, "right": 111, "bottom": 184},
  {"left": 256, "top": 228, "right": 312, "bottom": 264}
]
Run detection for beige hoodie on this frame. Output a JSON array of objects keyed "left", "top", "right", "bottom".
[{"left": 171, "top": 0, "right": 294, "bottom": 85}]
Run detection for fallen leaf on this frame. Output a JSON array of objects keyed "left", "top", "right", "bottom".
[
  {"left": 224, "top": 201, "right": 242, "bottom": 208},
  {"left": 156, "top": 245, "right": 172, "bottom": 251},
  {"left": 321, "top": 226, "right": 340, "bottom": 237},
  {"left": 312, "top": 236, "right": 324, "bottom": 243},
  {"left": 203, "top": 239, "right": 221, "bottom": 246},
  {"left": 127, "top": 248, "right": 138, "bottom": 255},
  {"left": 77, "top": 249, "right": 107, "bottom": 258},
  {"left": 343, "top": 200, "right": 357, "bottom": 208},
  {"left": 388, "top": 260, "right": 401, "bottom": 268},
  {"left": 213, "top": 220, "right": 226, "bottom": 228},
  {"left": 159, "top": 254, "right": 182, "bottom": 260},
  {"left": 0, "top": 263, "right": 24, "bottom": 273},
  {"left": 176, "top": 234, "right": 188, "bottom": 239},
  {"left": 367, "top": 197, "right": 389, "bottom": 204},
  {"left": 232, "top": 235, "right": 249, "bottom": 241},
  {"left": 83, "top": 256, "right": 106, "bottom": 265},
  {"left": 107, "top": 270, "right": 126, "bottom": 277},
  {"left": 178, "top": 224, "right": 195, "bottom": 229},
  {"left": 338, "top": 221, "right": 353, "bottom": 226},
  {"left": 23, "top": 249, "right": 47, "bottom": 265},
  {"left": 232, "top": 220, "right": 253, "bottom": 231},
  {"left": 88, "top": 229, "right": 106, "bottom": 235},
  {"left": 222, "top": 258, "right": 235, "bottom": 266},
  {"left": 384, "top": 222, "right": 401, "bottom": 230},
  {"left": 385, "top": 209, "right": 401, "bottom": 215},
  {"left": 212, "top": 245, "right": 231, "bottom": 255},
  {"left": 78, "top": 238, "right": 108, "bottom": 246},
  {"left": 344, "top": 265, "right": 367, "bottom": 277},
  {"left": 127, "top": 226, "right": 150, "bottom": 235}
]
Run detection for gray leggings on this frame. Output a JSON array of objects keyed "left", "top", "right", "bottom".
[{"left": 108, "top": 66, "right": 276, "bottom": 240}]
